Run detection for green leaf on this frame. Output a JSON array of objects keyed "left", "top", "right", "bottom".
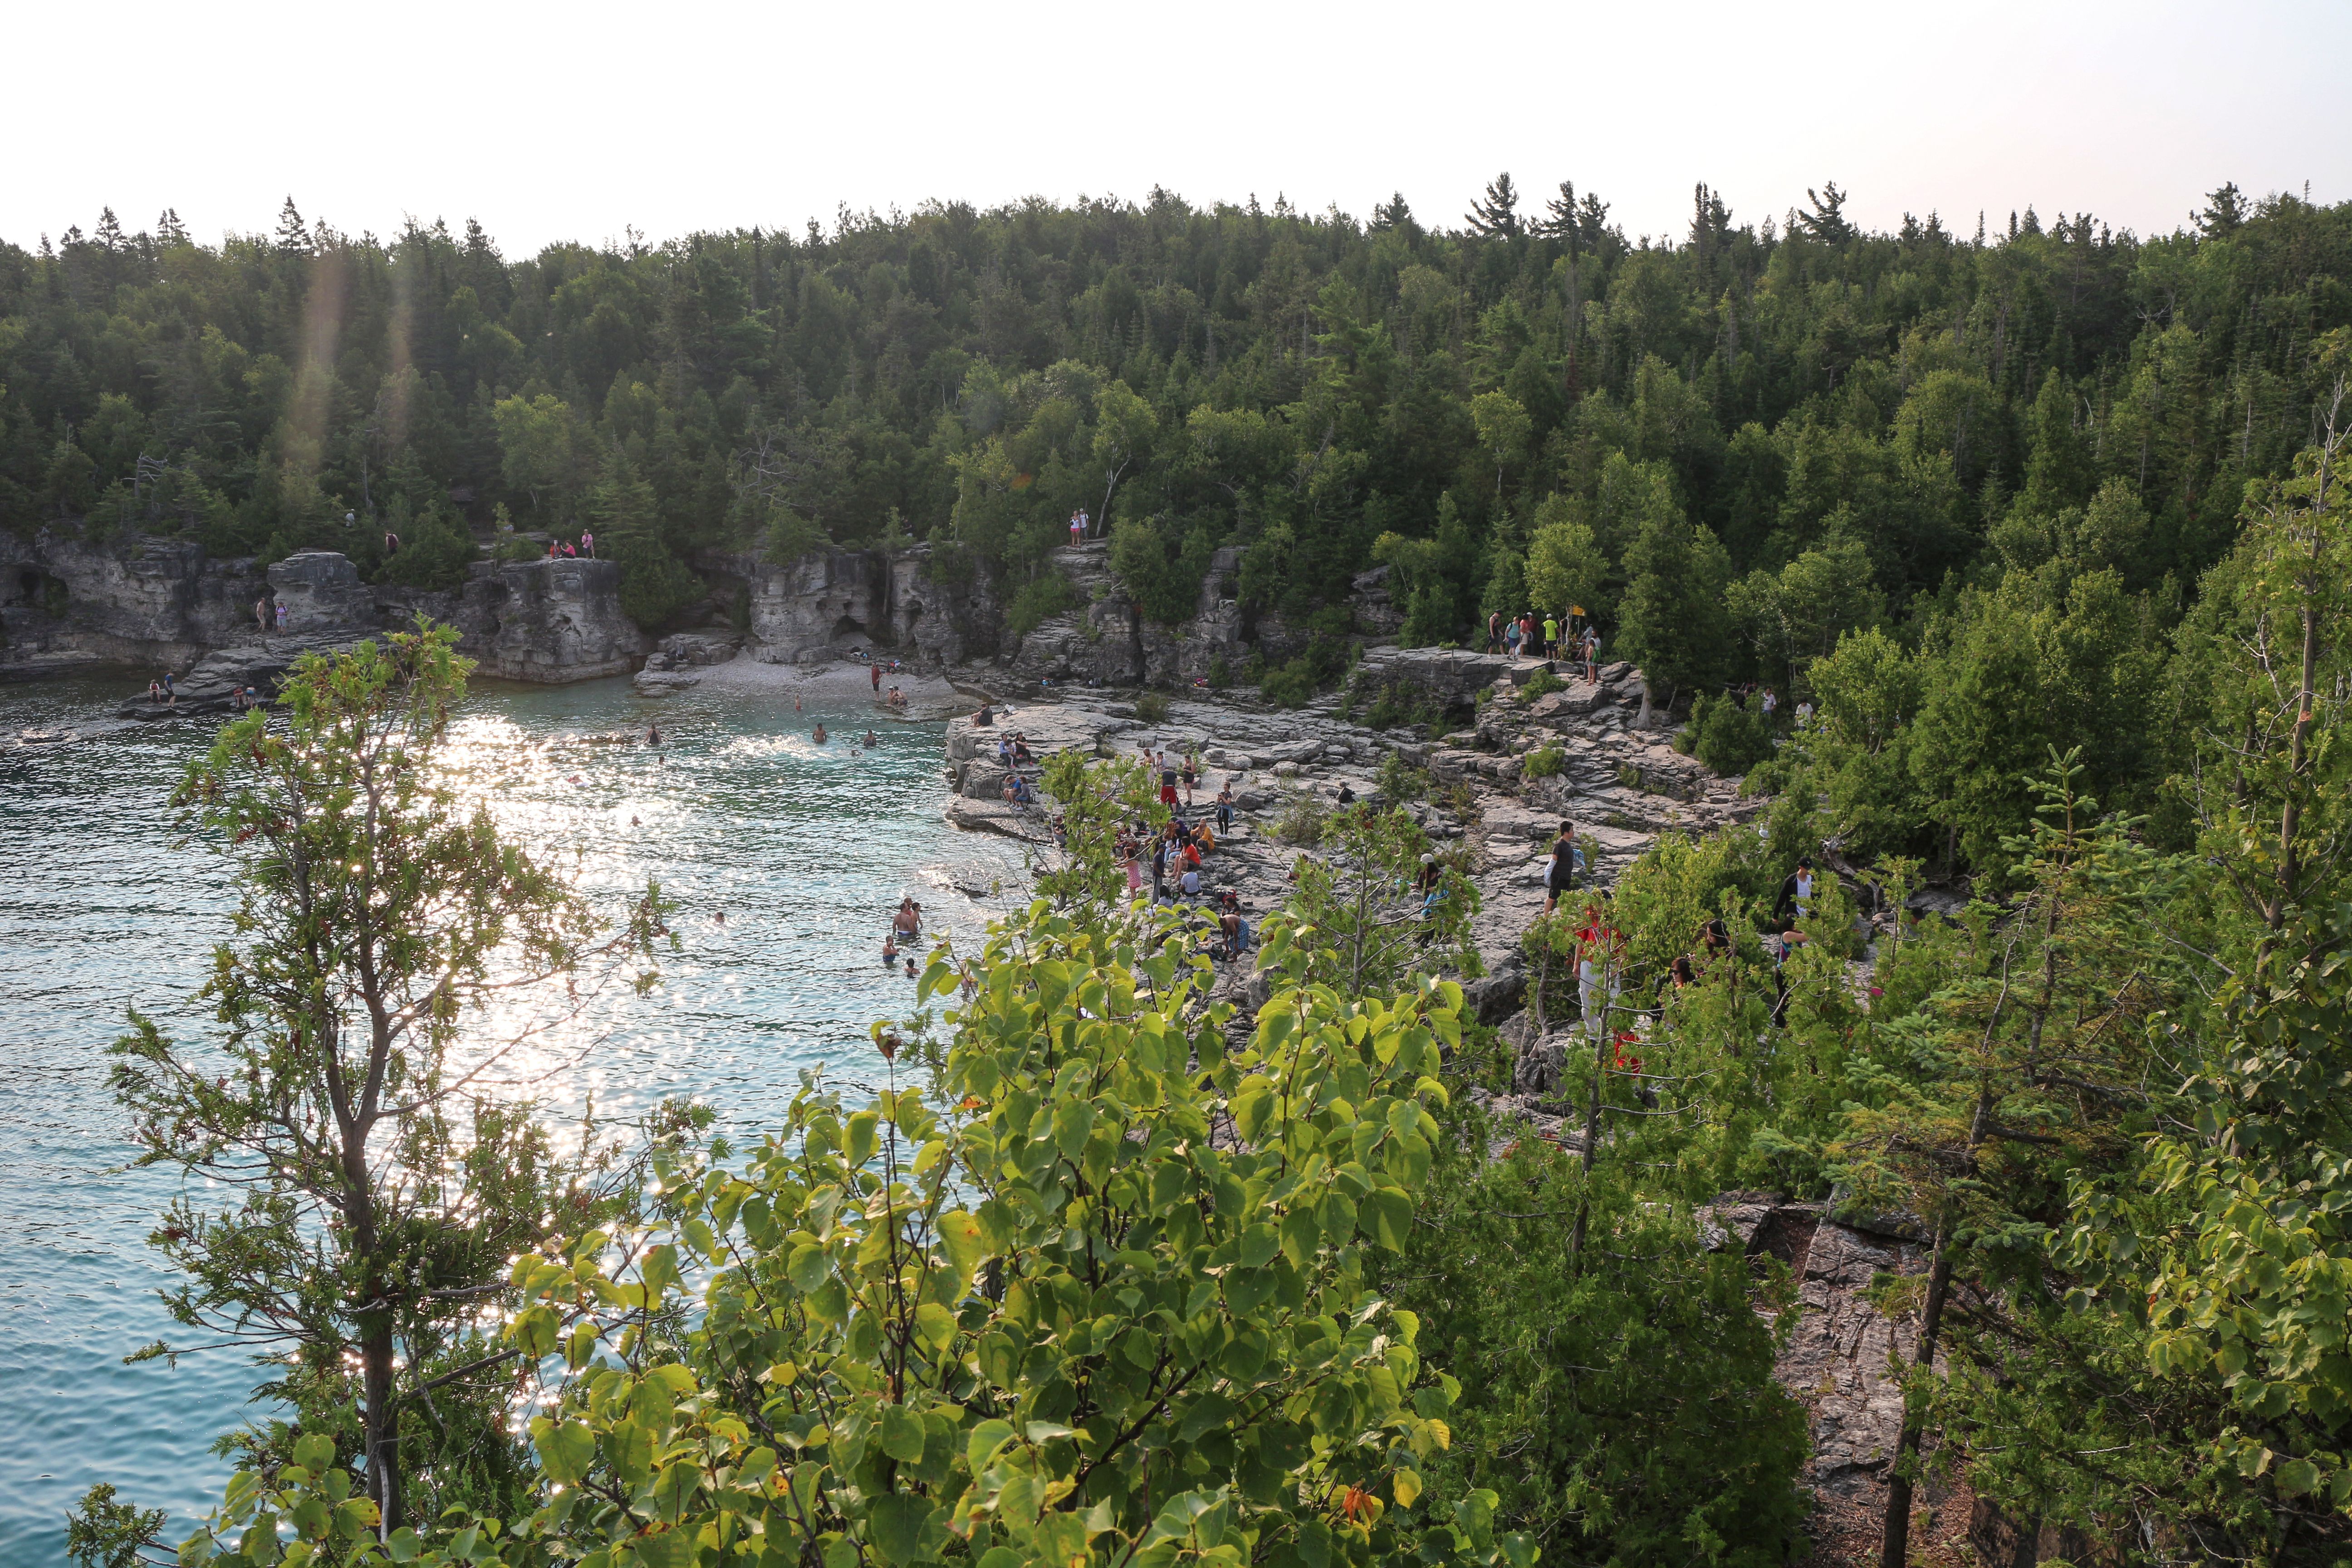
[
  {"left": 1238, "top": 1222, "right": 1280, "bottom": 1269},
  {"left": 291, "top": 1433, "right": 335, "bottom": 1474},
  {"left": 967, "top": 1418, "right": 1016, "bottom": 1472},
  {"left": 1180, "top": 1392, "right": 1237, "bottom": 1442},
  {"left": 1363, "top": 1186, "right": 1412, "bottom": 1251},
  {"left": 606, "top": 1419, "right": 656, "bottom": 1485},
  {"left": 879, "top": 1404, "right": 927, "bottom": 1464},
  {"left": 867, "top": 1494, "right": 933, "bottom": 1566},
  {"left": 787, "top": 1242, "right": 831, "bottom": 1293},
  {"left": 937, "top": 1210, "right": 986, "bottom": 1281},
  {"left": 1279, "top": 1208, "right": 1320, "bottom": 1267},
  {"left": 533, "top": 1418, "right": 595, "bottom": 1484},
  {"left": 2276, "top": 1457, "right": 2322, "bottom": 1496}
]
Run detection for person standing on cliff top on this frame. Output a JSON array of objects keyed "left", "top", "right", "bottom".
[
  {"left": 581, "top": 530, "right": 595, "bottom": 558},
  {"left": 1069, "top": 510, "right": 1084, "bottom": 546}
]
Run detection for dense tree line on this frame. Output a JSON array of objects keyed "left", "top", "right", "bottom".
[{"left": 4, "top": 181, "right": 2344, "bottom": 632}]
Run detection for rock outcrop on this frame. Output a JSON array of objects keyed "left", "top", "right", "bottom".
[
  {"left": 3, "top": 529, "right": 650, "bottom": 694},
  {"left": 1, "top": 528, "right": 267, "bottom": 669},
  {"left": 1004, "top": 541, "right": 1249, "bottom": 689},
  {"left": 468, "top": 558, "right": 647, "bottom": 682}
]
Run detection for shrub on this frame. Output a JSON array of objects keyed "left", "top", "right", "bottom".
[
  {"left": 1377, "top": 749, "right": 1429, "bottom": 803},
  {"left": 1207, "top": 652, "right": 1232, "bottom": 689},
  {"left": 1520, "top": 666, "right": 1565, "bottom": 698},
  {"left": 1522, "top": 745, "right": 1565, "bottom": 779},
  {"left": 1004, "top": 571, "right": 1079, "bottom": 640},
  {"left": 1683, "top": 691, "right": 1778, "bottom": 776},
  {"left": 1272, "top": 788, "right": 1328, "bottom": 845},
  {"left": 1261, "top": 659, "right": 1316, "bottom": 708},
  {"left": 1134, "top": 691, "right": 1170, "bottom": 724}
]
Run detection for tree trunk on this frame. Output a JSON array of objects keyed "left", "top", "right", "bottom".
[
  {"left": 1882, "top": 1078, "right": 1992, "bottom": 1567},
  {"left": 364, "top": 1315, "right": 400, "bottom": 1534},
  {"left": 1878, "top": 1224, "right": 1955, "bottom": 1568}
]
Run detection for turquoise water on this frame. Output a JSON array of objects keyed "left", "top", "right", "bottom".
[{"left": 0, "top": 671, "right": 1014, "bottom": 1566}]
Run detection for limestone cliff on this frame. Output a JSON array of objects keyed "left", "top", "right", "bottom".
[{"left": 2, "top": 530, "right": 647, "bottom": 691}]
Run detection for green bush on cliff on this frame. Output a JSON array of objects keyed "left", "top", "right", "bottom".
[
  {"left": 1004, "top": 570, "right": 1079, "bottom": 639},
  {"left": 1680, "top": 691, "right": 1777, "bottom": 777}
]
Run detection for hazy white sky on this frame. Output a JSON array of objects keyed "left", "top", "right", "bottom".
[{"left": 13, "top": 0, "right": 2347, "bottom": 256}]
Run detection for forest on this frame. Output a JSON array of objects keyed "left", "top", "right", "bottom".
[{"left": 23, "top": 178, "right": 2352, "bottom": 1568}]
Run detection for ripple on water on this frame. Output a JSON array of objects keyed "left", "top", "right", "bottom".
[{"left": 0, "top": 671, "right": 1019, "bottom": 1566}]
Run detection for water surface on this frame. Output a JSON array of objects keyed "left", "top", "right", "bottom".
[{"left": 0, "top": 670, "right": 1014, "bottom": 1565}]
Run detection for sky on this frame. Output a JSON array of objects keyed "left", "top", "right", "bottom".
[{"left": 12, "top": 0, "right": 2349, "bottom": 257}]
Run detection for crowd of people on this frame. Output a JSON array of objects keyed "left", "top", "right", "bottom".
[{"left": 1487, "top": 610, "right": 1602, "bottom": 680}]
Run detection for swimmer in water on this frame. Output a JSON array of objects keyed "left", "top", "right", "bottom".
[
  {"left": 864, "top": 730, "right": 879, "bottom": 746},
  {"left": 713, "top": 911, "right": 726, "bottom": 925},
  {"left": 904, "top": 957, "right": 917, "bottom": 978},
  {"left": 882, "top": 933, "right": 899, "bottom": 968},
  {"left": 647, "top": 724, "right": 661, "bottom": 746},
  {"left": 794, "top": 694, "right": 803, "bottom": 712},
  {"left": 813, "top": 723, "right": 828, "bottom": 744},
  {"left": 630, "top": 815, "right": 641, "bottom": 827}
]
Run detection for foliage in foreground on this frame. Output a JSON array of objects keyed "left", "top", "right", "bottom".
[{"left": 157, "top": 902, "right": 1533, "bottom": 1568}]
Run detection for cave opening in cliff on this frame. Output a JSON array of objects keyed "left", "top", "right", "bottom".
[{"left": 833, "top": 615, "right": 888, "bottom": 646}]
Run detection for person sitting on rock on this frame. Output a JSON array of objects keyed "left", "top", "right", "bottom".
[
  {"left": 973, "top": 702, "right": 993, "bottom": 726},
  {"left": 1011, "top": 734, "right": 1034, "bottom": 766},
  {"left": 1003, "top": 772, "right": 1033, "bottom": 805}
]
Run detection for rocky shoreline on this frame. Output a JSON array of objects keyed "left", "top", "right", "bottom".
[{"left": 929, "top": 649, "right": 1991, "bottom": 1561}]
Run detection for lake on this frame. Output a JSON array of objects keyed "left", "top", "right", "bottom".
[{"left": 0, "top": 668, "right": 1017, "bottom": 1566}]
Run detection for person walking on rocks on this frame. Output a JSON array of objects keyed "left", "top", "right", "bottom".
[{"left": 1486, "top": 611, "right": 1503, "bottom": 654}]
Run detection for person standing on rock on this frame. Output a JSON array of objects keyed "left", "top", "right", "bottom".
[
  {"left": 275, "top": 602, "right": 289, "bottom": 631},
  {"left": 255, "top": 597, "right": 270, "bottom": 632},
  {"left": 1544, "top": 820, "right": 1582, "bottom": 915},
  {"left": 872, "top": 663, "right": 882, "bottom": 694},
  {"left": 1215, "top": 782, "right": 1235, "bottom": 835},
  {"left": 581, "top": 530, "right": 595, "bottom": 558},
  {"left": 1541, "top": 614, "right": 1558, "bottom": 660},
  {"left": 1486, "top": 611, "right": 1503, "bottom": 654},
  {"left": 1581, "top": 626, "right": 1600, "bottom": 683},
  {"left": 1069, "top": 510, "right": 1085, "bottom": 547}
]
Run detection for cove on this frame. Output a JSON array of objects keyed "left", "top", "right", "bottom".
[{"left": 0, "top": 671, "right": 1018, "bottom": 1568}]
